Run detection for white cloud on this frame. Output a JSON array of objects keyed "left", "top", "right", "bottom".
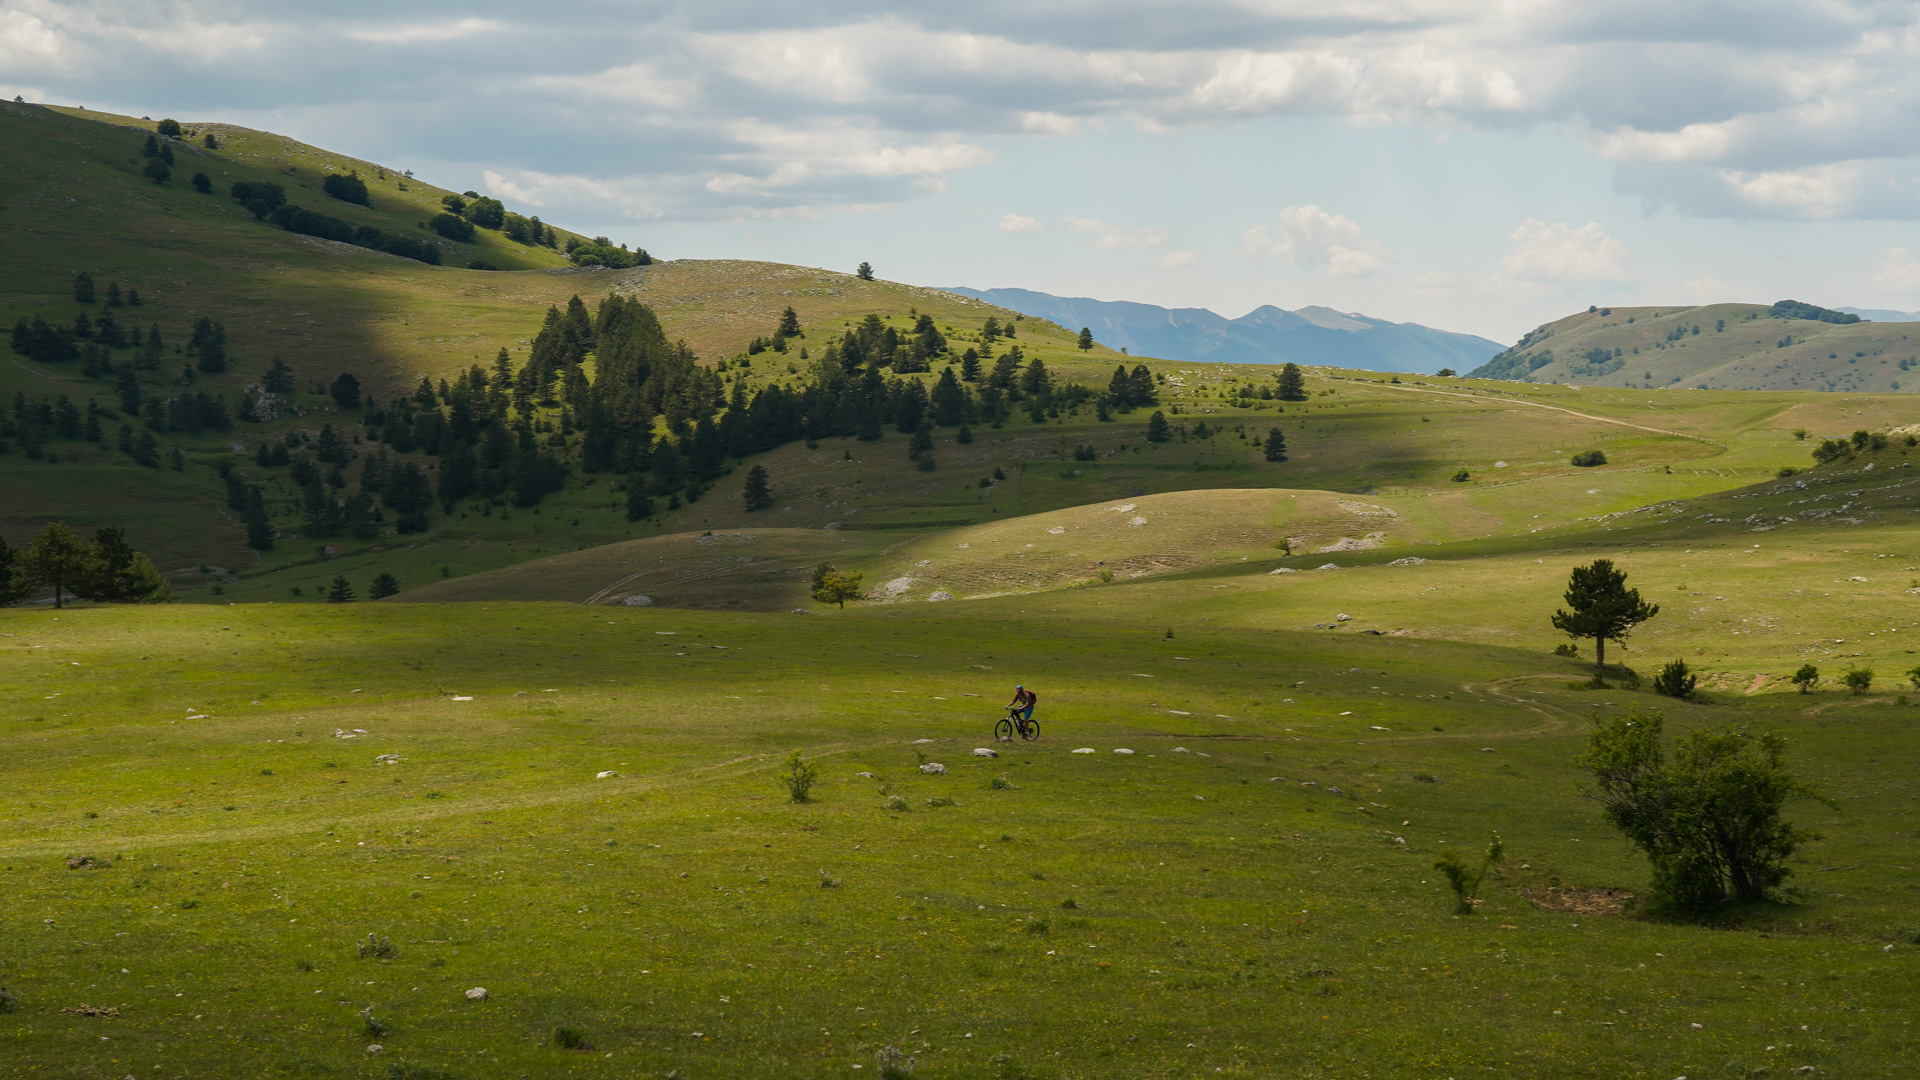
[
  {"left": 998, "top": 213, "right": 1045, "bottom": 234},
  {"left": 1155, "top": 249, "right": 1198, "bottom": 269},
  {"left": 347, "top": 18, "right": 500, "bottom": 45},
  {"left": 1869, "top": 247, "right": 1920, "bottom": 292},
  {"left": 1499, "top": 218, "right": 1633, "bottom": 282},
  {"left": 1242, "top": 205, "right": 1389, "bottom": 277},
  {"left": 1062, "top": 216, "right": 1170, "bottom": 251}
]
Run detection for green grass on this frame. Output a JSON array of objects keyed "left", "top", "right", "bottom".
[{"left": 3, "top": 601, "right": 1917, "bottom": 1078}]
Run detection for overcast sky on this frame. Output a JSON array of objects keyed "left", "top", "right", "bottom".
[{"left": 8, "top": 1, "right": 1920, "bottom": 341}]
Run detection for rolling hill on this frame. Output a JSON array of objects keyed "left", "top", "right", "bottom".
[
  {"left": 1468, "top": 300, "right": 1920, "bottom": 392},
  {"left": 945, "top": 286, "right": 1502, "bottom": 373}
]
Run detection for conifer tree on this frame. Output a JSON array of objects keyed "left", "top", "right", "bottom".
[
  {"left": 325, "top": 576, "right": 356, "bottom": 602},
  {"left": 1146, "top": 410, "right": 1171, "bottom": 443},
  {"left": 79, "top": 526, "right": 169, "bottom": 603},
  {"left": 856, "top": 261, "right": 875, "bottom": 281},
  {"left": 626, "top": 484, "right": 656, "bottom": 521},
  {"left": 1552, "top": 559, "right": 1659, "bottom": 673},
  {"left": 16, "top": 522, "right": 92, "bottom": 608},
  {"left": 106, "top": 281, "right": 123, "bottom": 306},
  {"left": 742, "top": 464, "right": 773, "bottom": 511},
  {"left": 1276, "top": 362, "right": 1307, "bottom": 401},
  {"left": 0, "top": 534, "right": 25, "bottom": 606},
  {"left": 329, "top": 372, "right": 361, "bottom": 409},
  {"left": 262, "top": 358, "right": 296, "bottom": 394},
  {"left": 73, "top": 272, "right": 96, "bottom": 304},
  {"left": 1263, "top": 427, "right": 1288, "bottom": 462},
  {"left": 960, "top": 348, "right": 982, "bottom": 382},
  {"left": 1077, "top": 327, "right": 1094, "bottom": 351},
  {"left": 368, "top": 572, "right": 400, "bottom": 600},
  {"left": 244, "top": 488, "right": 274, "bottom": 550},
  {"left": 777, "top": 306, "right": 801, "bottom": 339}
]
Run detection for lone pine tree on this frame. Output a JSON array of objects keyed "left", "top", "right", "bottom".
[
  {"left": 1551, "top": 559, "right": 1659, "bottom": 672},
  {"left": 1263, "top": 427, "right": 1288, "bottom": 461},
  {"left": 1276, "top": 362, "right": 1307, "bottom": 401},
  {"left": 742, "top": 464, "right": 773, "bottom": 511}
]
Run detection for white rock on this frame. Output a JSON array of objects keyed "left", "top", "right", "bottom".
[
  {"left": 367, "top": 1045, "right": 383, "bottom": 1054},
  {"left": 1193, "top": 795, "right": 1205, "bottom": 801},
  {"left": 928, "top": 591, "right": 953, "bottom": 602},
  {"left": 1316, "top": 563, "right": 1339, "bottom": 571},
  {"left": 1370, "top": 725, "right": 1389, "bottom": 731},
  {"left": 1268, "top": 568, "right": 1298, "bottom": 574},
  {"left": 622, "top": 595, "right": 653, "bottom": 607},
  {"left": 1072, "top": 748, "right": 1096, "bottom": 754},
  {"left": 465, "top": 987, "right": 488, "bottom": 1001},
  {"left": 1335, "top": 613, "right": 1351, "bottom": 622},
  {"left": 1128, "top": 516, "right": 1149, "bottom": 526},
  {"left": 1389, "top": 557, "right": 1428, "bottom": 566},
  {"left": 919, "top": 763, "right": 947, "bottom": 775},
  {"left": 854, "top": 771, "right": 874, "bottom": 778},
  {"left": 450, "top": 695, "right": 474, "bottom": 701},
  {"left": 374, "top": 754, "right": 400, "bottom": 764},
  {"left": 1113, "top": 748, "right": 1135, "bottom": 755},
  {"left": 596, "top": 770, "right": 618, "bottom": 779},
  {"left": 1172, "top": 747, "right": 1188, "bottom": 752},
  {"left": 912, "top": 738, "right": 935, "bottom": 744},
  {"left": 1047, "top": 526, "right": 1065, "bottom": 534},
  {"left": 972, "top": 748, "right": 998, "bottom": 758}
]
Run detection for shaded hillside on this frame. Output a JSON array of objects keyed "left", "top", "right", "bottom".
[
  {"left": 944, "top": 286, "right": 1501, "bottom": 374},
  {"left": 1469, "top": 301, "right": 1920, "bottom": 392}
]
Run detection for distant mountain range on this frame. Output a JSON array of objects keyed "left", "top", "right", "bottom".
[
  {"left": 940, "top": 287, "right": 1502, "bottom": 375},
  {"left": 1841, "top": 307, "right": 1920, "bottom": 323}
]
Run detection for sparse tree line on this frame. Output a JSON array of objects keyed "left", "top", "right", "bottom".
[{"left": 0, "top": 523, "right": 169, "bottom": 608}]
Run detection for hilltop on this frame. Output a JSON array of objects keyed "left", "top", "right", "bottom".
[
  {"left": 1469, "top": 300, "right": 1920, "bottom": 392},
  {"left": 947, "top": 286, "right": 1502, "bottom": 373}
]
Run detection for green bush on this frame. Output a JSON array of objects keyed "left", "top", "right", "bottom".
[
  {"left": 1569, "top": 450, "right": 1607, "bottom": 467},
  {"left": 1843, "top": 666, "right": 1874, "bottom": 695},
  {"left": 552, "top": 1026, "right": 592, "bottom": 1050},
  {"left": 355, "top": 933, "right": 397, "bottom": 959},
  {"left": 1652, "top": 659, "right": 1696, "bottom": 699},
  {"left": 782, "top": 750, "right": 818, "bottom": 802},
  {"left": 1433, "top": 832, "right": 1502, "bottom": 915}
]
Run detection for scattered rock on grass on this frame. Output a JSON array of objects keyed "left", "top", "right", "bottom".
[
  {"left": 465, "top": 987, "right": 488, "bottom": 1001},
  {"left": 1072, "top": 748, "right": 1096, "bottom": 754},
  {"left": 1113, "top": 748, "right": 1135, "bottom": 755},
  {"left": 972, "top": 748, "right": 998, "bottom": 758},
  {"left": 919, "top": 763, "right": 947, "bottom": 775}
]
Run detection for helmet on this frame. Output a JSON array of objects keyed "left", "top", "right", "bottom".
[{"left": 1015, "top": 684, "right": 1024, "bottom": 690}]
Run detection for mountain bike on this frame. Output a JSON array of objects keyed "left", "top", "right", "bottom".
[{"left": 994, "top": 706, "right": 1039, "bottom": 742}]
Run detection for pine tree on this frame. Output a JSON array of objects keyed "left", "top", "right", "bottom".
[
  {"left": 262, "top": 358, "right": 296, "bottom": 394},
  {"left": 16, "top": 522, "right": 92, "bottom": 608},
  {"left": 1129, "top": 365, "right": 1157, "bottom": 405},
  {"left": 368, "top": 572, "right": 400, "bottom": 600},
  {"left": 960, "top": 348, "right": 982, "bottom": 382},
  {"left": 626, "top": 483, "right": 656, "bottom": 522},
  {"left": 742, "top": 464, "right": 773, "bottom": 511},
  {"left": 777, "top": 306, "right": 801, "bottom": 339},
  {"left": 1146, "top": 410, "right": 1171, "bottom": 443},
  {"left": 105, "top": 281, "right": 123, "bottom": 307},
  {"left": 1263, "top": 427, "right": 1288, "bottom": 462},
  {"left": 141, "top": 135, "right": 159, "bottom": 158},
  {"left": 1276, "top": 362, "right": 1307, "bottom": 401},
  {"left": 73, "top": 272, "right": 96, "bottom": 304},
  {"left": 906, "top": 421, "right": 934, "bottom": 460},
  {"left": 0, "top": 534, "right": 27, "bottom": 606},
  {"left": 856, "top": 261, "right": 875, "bottom": 281},
  {"left": 244, "top": 489, "right": 274, "bottom": 550},
  {"left": 1552, "top": 559, "right": 1660, "bottom": 673},
  {"left": 329, "top": 372, "right": 361, "bottom": 409},
  {"left": 325, "top": 576, "right": 356, "bottom": 603},
  {"left": 78, "top": 526, "right": 169, "bottom": 603},
  {"left": 1077, "top": 327, "right": 1094, "bottom": 351}
]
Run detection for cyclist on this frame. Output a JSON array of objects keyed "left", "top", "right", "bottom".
[{"left": 1007, "top": 684, "right": 1037, "bottom": 728}]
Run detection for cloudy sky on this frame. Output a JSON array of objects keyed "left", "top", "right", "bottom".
[{"left": 8, "top": 1, "right": 1920, "bottom": 342}]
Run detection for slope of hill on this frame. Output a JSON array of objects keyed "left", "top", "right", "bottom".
[
  {"left": 943, "top": 286, "right": 1502, "bottom": 374},
  {"left": 1468, "top": 301, "right": 1920, "bottom": 391}
]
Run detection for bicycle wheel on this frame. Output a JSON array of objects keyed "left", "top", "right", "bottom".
[
  {"left": 1021, "top": 719, "right": 1040, "bottom": 741},
  {"left": 994, "top": 718, "right": 1014, "bottom": 742}
]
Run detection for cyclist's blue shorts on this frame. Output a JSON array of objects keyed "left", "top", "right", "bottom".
[{"left": 1015, "top": 704, "right": 1034, "bottom": 721}]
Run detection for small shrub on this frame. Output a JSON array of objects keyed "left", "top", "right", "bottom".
[
  {"left": 884, "top": 796, "right": 910, "bottom": 811},
  {"left": 926, "top": 795, "right": 956, "bottom": 808},
  {"left": 1569, "top": 450, "right": 1607, "bottom": 467},
  {"left": 552, "top": 1025, "right": 592, "bottom": 1051},
  {"left": 356, "top": 933, "right": 398, "bottom": 959},
  {"left": 1433, "top": 832, "right": 1503, "bottom": 915},
  {"left": 876, "top": 1045, "right": 917, "bottom": 1079},
  {"left": 0, "top": 987, "right": 16, "bottom": 1013},
  {"left": 1652, "top": 659, "right": 1696, "bottom": 700},
  {"left": 294, "top": 959, "right": 315, "bottom": 972},
  {"left": 1096, "top": 568, "right": 1114, "bottom": 583},
  {"left": 1025, "top": 917, "right": 1050, "bottom": 934},
  {"left": 1792, "top": 663, "right": 1819, "bottom": 693},
  {"left": 365, "top": 1014, "right": 389, "bottom": 1038},
  {"left": 1451, "top": 469, "right": 1470, "bottom": 483},
  {"left": 1060, "top": 897, "right": 1077, "bottom": 909},
  {"left": 1842, "top": 666, "right": 1874, "bottom": 696},
  {"left": 990, "top": 774, "right": 1013, "bottom": 790},
  {"left": 1553, "top": 643, "right": 1577, "bottom": 658},
  {"left": 782, "top": 750, "right": 819, "bottom": 803},
  {"left": 1413, "top": 772, "right": 1437, "bottom": 783},
  {"left": 818, "top": 870, "right": 841, "bottom": 888},
  {"left": 178, "top": 898, "right": 199, "bottom": 909},
  {"left": 1903, "top": 664, "right": 1920, "bottom": 690}
]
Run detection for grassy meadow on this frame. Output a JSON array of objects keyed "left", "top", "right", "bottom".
[{"left": 4, "top": 600, "right": 1917, "bottom": 1080}]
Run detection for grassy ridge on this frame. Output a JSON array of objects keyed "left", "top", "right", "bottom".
[
  {"left": 1471, "top": 303, "right": 1920, "bottom": 392},
  {"left": 3, "top": 601, "right": 1915, "bottom": 1078}
]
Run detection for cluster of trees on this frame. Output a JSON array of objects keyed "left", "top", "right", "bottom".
[
  {"left": 0, "top": 523, "right": 169, "bottom": 607},
  {"left": 564, "top": 236, "right": 651, "bottom": 269},
  {"left": 1769, "top": 299, "right": 1860, "bottom": 325},
  {"left": 1812, "top": 428, "right": 1897, "bottom": 464},
  {"left": 322, "top": 172, "right": 370, "bottom": 206},
  {"left": 229, "top": 181, "right": 442, "bottom": 265},
  {"left": 140, "top": 132, "right": 175, "bottom": 184},
  {"left": 442, "top": 191, "right": 570, "bottom": 256}
]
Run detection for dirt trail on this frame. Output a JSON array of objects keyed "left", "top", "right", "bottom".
[{"left": 1383, "top": 384, "right": 1726, "bottom": 448}]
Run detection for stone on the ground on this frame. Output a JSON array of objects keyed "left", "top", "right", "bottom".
[
  {"left": 972, "top": 748, "right": 998, "bottom": 757},
  {"left": 465, "top": 987, "right": 487, "bottom": 1001},
  {"left": 1113, "top": 748, "right": 1135, "bottom": 755},
  {"left": 919, "top": 763, "right": 947, "bottom": 774},
  {"left": 1072, "top": 748, "right": 1095, "bottom": 754}
]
